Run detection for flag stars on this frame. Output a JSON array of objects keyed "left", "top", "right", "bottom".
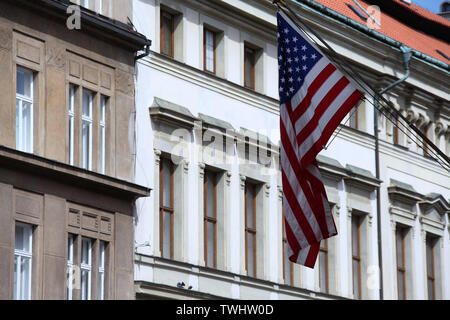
[
  {"left": 286, "top": 48, "right": 291, "bottom": 54},
  {"left": 288, "top": 67, "right": 293, "bottom": 73},
  {"left": 301, "top": 45, "right": 307, "bottom": 51},
  {"left": 288, "top": 77, "right": 293, "bottom": 83},
  {"left": 294, "top": 57, "right": 299, "bottom": 63},
  {"left": 302, "top": 55, "right": 307, "bottom": 61},
  {"left": 285, "top": 38, "right": 290, "bottom": 44},
  {"left": 289, "top": 87, "right": 294, "bottom": 92},
  {"left": 292, "top": 37, "right": 298, "bottom": 43},
  {"left": 302, "top": 65, "right": 308, "bottom": 71},
  {"left": 284, "top": 28, "right": 289, "bottom": 34},
  {"left": 311, "top": 53, "right": 317, "bottom": 59},
  {"left": 287, "top": 58, "right": 292, "bottom": 64},
  {"left": 297, "top": 76, "right": 302, "bottom": 82},
  {"left": 293, "top": 47, "right": 298, "bottom": 52}
]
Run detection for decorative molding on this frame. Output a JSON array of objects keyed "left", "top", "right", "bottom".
[
  {"left": 264, "top": 183, "right": 271, "bottom": 197},
  {"left": 198, "top": 162, "right": 205, "bottom": 178},
  {"left": 154, "top": 148, "right": 162, "bottom": 165},
  {"left": 277, "top": 185, "right": 283, "bottom": 201},
  {"left": 239, "top": 174, "right": 247, "bottom": 190},
  {"left": 182, "top": 159, "right": 190, "bottom": 173},
  {"left": 225, "top": 171, "right": 232, "bottom": 186},
  {"left": 46, "top": 46, "right": 66, "bottom": 70}
]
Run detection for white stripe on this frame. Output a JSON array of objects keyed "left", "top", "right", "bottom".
[
  {"left": 281, "top": 145, "right": 322, "bottom": 242},
  {"left": 298, "top": 84, "right": 356, "bottom": 160},
  {"left": 290, "top": 57, "right": 329, "bottom": 112},
  {"left": 281, "top": 103, "right": 298, "bottom": 150},
  {"left": 294, "top": 69, "right": 343, "bottom": 135},
  {"left": 283, "top": 194, "right": 308, "bottom": 249},
  {"left": 296, "top": 245, "right": 310, "bottom": 265}
]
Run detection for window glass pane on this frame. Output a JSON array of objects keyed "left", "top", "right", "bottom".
[
  {"left": 162, "top": 159, "right": 172, "bottom": 207},
  {"left": 22, "top": 101, "right": 32, "bottom": 152},
  {"left": 162, "top": 211, "right": 172, "bottom": 259},
  {"left": 14, "top": 256, "right": 18, "bottom": 300},
  {"left": 319, "top": 250, "right": 327, "bottom": 293},
  {"left": 353, "top": 259, "right": 360, "bottom": 299},
  {"left": 81, "top": 270, "right": 89, "bottom": 300},
  {"left": 17, "top": 68, "right": 32, "bottom": 97},
  {"left": 15, "top": 224, "right": 24, "bottom": 252},
  {"left": 82, "top": 121, "right": 90, "bottom": 169},
  {"left": 100, "top": 127, "right": 105, "bottom": 173},
  {"left": 352, "top": 216, "right": 359, "bottom": 257},
  {"left": 162, "top": 12, "right": 173, "bottom": 56},
  {"left": 206, "top": 221, "right": 215, "bottom": 267},
  {"left": 398, "top": 271, "right": 405, "bottom": 300},
  {"left": 205, "top": 30, "right": 214, "bottom": 72},
  {"left": 247, "top": 232, "right": 255, "bottom": 277},
  {"left": 100, "top": 96, "right": 106, "bottom": 123},
  {"left": 246, "top": 185, "right": 255, "bottom": 229},
  {"left": 98, "top": 273, "right": 104, "bottom": 300},
  {"left": 99, "top": 241, "right": 105, "bottom": 268},
  {"left": 81, "top": 238, "right": 91, "bottom": 265},
  {"left": 82, "top": 90, "right": 92, "bottom": 117},
  {"left": 426, "top": 238, "right": 433, "bottom": 277},
  {"left": 245, "top": 48, "right": 254, "bottom": 88},
  {"left": 20, "top": 257, "right": 31, "bottom": 300},
  {"left": 396, "top": 229, "right": 403, "bottom": 268},
  {"left": 15, "top": 224, "right": 31, "bottom": 253},
  {"left": 206, "top": 172, "right": 215, "bottom": 218}
]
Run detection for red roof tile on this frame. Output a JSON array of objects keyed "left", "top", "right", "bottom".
[{"left": 312, "top": 0, "right": 450, "bottom": 65}]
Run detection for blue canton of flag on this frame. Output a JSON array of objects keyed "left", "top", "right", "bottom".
[{"left": 278, "top": 15, "right": 323, "bottom": 105}]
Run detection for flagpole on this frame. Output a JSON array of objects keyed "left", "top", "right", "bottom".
[{"left": 273, "top": 0, "right": 450, "bottom": 171}]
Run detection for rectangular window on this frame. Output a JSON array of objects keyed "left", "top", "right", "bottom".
[
  {"left": 319, "top": 239, "right": 329, "bottom": 294},
  {"left": 80, "top": 237, "right": 92, "bottom": 300},
  {"left": 393, "top": 113, "right": 400, "bottom": 145},
  {"left": 14, "top": 222, "right": 33, "bottom": 300},
  {"left": 82, "top": 89, "right": 93, "bottom": 170},
  {"left": 204, "top": 28, "right": 216, "bottom": 73},
  {"left": 160, "top": 10, "right": 174, "bottom": 57},
  {"left": 245, "top": 182, "right": 257, "bottom": 277},
  {"left": 68, "top": 85, "right": 76, "bottom": 165},
  {"left": 282, "top": 207, "right": 293, "bottom": 286},
  {"left": 99, "top": 96, "right": 107, "bottom": 174},
  {"left": 67, "top": 234, "right": 75, "bottom": 300},
  {"left": 98, "top": 241, "right": 106, "bottom": 300},
  {"left": 244, "top": 46, "right": 255, "bottom": 89},
  {"left": 352, "top": 215, "right": 361, "bottom": 300},
  {"left": 396, "top": 227, "right": 407, "bottom": 300},
  {"left": 426, "top": 236, "right": 436, "bottom": 300},
  {"left": 160, "top": 158, "right": 174, "bottom": 259},
  {"left": 422, "top": 125, "right": 430, "bottom": 157},
  {"left": 16, "top": 67, "right": 34, "bottom": 153},
  {"left": 204, "top": 170, "right": 217, "bottom": 268}
]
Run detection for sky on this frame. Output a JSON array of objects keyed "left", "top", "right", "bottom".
[{"left": 412, "top": 0, "right": 442, "bottom": 13}]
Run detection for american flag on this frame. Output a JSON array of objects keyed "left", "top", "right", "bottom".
[{"left": 278, "top": 10, "right": 363, "bottom": 268}]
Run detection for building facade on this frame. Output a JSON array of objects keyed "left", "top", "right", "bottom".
[
  {"left": 132, "top": 0, "right": 449, "bottom": 300},
  {"left": 0, "top": 0, "right": 150, "bottom": 299}
]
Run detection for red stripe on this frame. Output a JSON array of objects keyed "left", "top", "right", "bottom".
[
  {"left": 281, "top": 121, "right": 328, "bottom": 239},
  {"left": 304, "top": 243, "right": 320, "bottom": 268},
  {"left": 300, "top": 90, "right": 363, "bottom": 169},
  {"left": 281, "top": 170, "right": 317, "bottom": 245},
  {"left": 284, "top": 215, "right": 300, "bottom": 263},
  {"left": 291, "top": 64, "right": 336, "bottom": 121},
  {"left": 296, "top": 76, "right": 350, "bottom": 144},
  {"left": 305, "top": 168, "right": 329, "bottom": 239}
]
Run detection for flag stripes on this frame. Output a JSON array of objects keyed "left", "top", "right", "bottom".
[{"left": 278, "top": 10, "right": 363, "bottom": 268}]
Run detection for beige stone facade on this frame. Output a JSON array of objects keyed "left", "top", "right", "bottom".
[{"left": 0, "top": 0, "right": 150, "bottom": 300}]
